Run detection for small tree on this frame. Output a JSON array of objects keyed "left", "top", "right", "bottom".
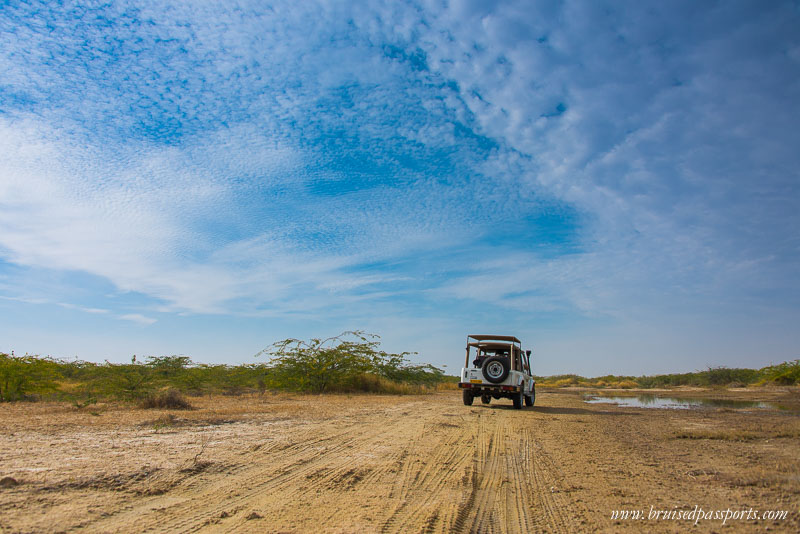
[
  {"left": 0, "top": 353, "right": 61, "bottom": 401},
  {"left": 257, "top": 331, "right": 376, "bottom": 392},
  {"left": 256, "top": 331, "right": 444, "bottom": 393},
  {"left": 100, "top": 361, "right": 154, "bottom": 400},
  {"left": 146, "top": 355, "right": 193, "bottom": 378}
]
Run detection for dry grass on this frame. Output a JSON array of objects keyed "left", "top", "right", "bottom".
[
  {"left": 674, "top": 430, "right": 763, "bottom": 441},
  {"left": 343, "top": 374, "right": 425, "bottom": 394},
  {"left": 551, "top": 378, "right": 576, "bottom": 387},
  {"left": 674, "top": 427, "right": 800, "bottom": 441},
  {"left": 2, "top": 390, "right": 799, "bottom": 533},
  {"left": 141, "top": 413, "right": 192, "bottom": 433},
  {"left": 542, "top": 377, "right": 640, "bottom": 388}
]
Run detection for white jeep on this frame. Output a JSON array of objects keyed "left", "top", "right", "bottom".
[{"left": 458, "top": 335, "right": 535, "bottom": 409}]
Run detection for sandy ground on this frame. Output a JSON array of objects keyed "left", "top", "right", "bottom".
[{"left": 0, "top": 388, "right": 798, "bottom": 533}]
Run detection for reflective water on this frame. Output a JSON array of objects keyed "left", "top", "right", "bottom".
[{"left": 584, "top": 394, "right": 776, "bottom": 410}]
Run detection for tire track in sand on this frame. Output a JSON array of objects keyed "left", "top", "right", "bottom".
[
  {"left": 380, "top": 406, "right": 580, "bottom": 534},
  {"left": 81, "top": 399, "right": 584, "bottom": 533},
  {"left": 85, "top": 405, "right": 422, "bottom": 533}
]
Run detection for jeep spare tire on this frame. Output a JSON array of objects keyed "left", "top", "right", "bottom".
[{"left": 482, "top": 356, "right": 510, "bottom": 383}]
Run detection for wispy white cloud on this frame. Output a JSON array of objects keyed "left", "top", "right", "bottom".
[
  {"left": 0, "top": 295, "right": 49, "bottom": 306},
  {"left": 397, "top": 0, "right": 800, "bottom": 313},
  {"left": 119, "top": 313, "right": 157, "bottom": 325},
  {"left": 56, "top": 303, "right": 109, "bottom": 315}
]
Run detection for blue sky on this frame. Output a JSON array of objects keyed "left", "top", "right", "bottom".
[{"left": 1, "top": 0, "right": 798, "bottom": 375}]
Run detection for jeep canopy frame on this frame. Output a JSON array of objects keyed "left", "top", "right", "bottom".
[{"left": 465, "top": 334, "right": 531, "bottom": 374}]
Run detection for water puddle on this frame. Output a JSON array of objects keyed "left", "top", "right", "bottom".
[{"left": 584, "top": 394, "right": 778, "bottom": 410}]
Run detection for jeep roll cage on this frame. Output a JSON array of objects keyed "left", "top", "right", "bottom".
[{"left": 465, "top": 334, "right": 532, "bottom": 375}]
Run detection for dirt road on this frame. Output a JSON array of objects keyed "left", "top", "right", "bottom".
[{"left": 1, "top": 389, "right": 798, "bottom": 533}]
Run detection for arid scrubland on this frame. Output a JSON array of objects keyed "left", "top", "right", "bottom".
[{"left": 0, "top": 388, "right": 798, "bottom": 533}]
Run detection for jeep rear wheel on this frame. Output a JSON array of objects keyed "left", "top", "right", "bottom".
[
  {"left": 512, "top": 389, "right": 523, "bottom": 409},
  {"left": 481, "top": 356, "right": 510, "bottom": 384},
  {"left": 525, "top": 384, "right": 535, "bottom": 407},
  {"left": 462, "top": 390, "right": 474, "bottom": 406}
]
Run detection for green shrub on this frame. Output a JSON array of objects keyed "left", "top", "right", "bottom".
[
  {"left": 139, "top": 389, "right": 194, "bottom": 410},
  {"left": 100, "top": 362, "right": 155, "bottom": 400},
  {"left": 0, "top": 353, "right": 60, "bottom": 401},
  {"left": 759, "top": 360, "right": 800, "bottom": 385}
]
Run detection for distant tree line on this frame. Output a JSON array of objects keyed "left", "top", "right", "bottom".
[
  {"left": 1, "top": 335, "right": 797, "bottom": 402},
  {"left": 0, "top": 331, "right": 446, "bottom": 402},
  {"left": 535, "top": 361, "right": 800, "bottom": 389}
]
